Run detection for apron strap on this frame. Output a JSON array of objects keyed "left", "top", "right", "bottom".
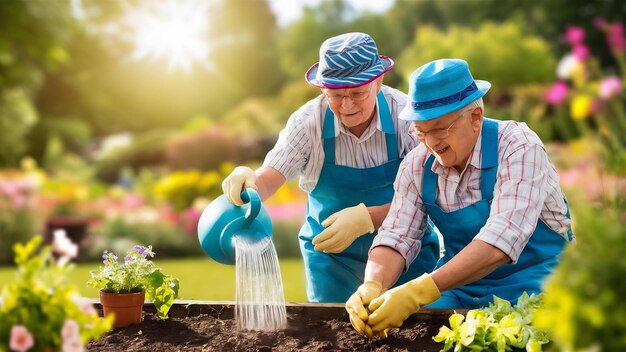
[
  {"left": 423, "top": 155, "right": 437, "bottom": 205},
  {"left": 322, "top": 92, "right": 397, "bottom": 165},
  {"left": 377, "top": 92, "right": 399, "bottom": 161},
  {"left": 480, "top": 118, "right": 499, "bottom": 201},
  {"left": 322, "top": 106, "right": 336, "bottom": 164},
  {"left": 423, "top": 118, "right": 500, "bottom": 205}
]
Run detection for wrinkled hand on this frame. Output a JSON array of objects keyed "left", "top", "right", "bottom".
[
  {"left": 312, "top": 203, "right": 374, "bottom": 253},
  {"left": 345, "top": 281, "right": 382, "bottom": 338},
  {"left": 221, "top": 166, "right": 257, "bottom": 205},
  {"left": 367, "top": 274, "right": 441, "bottom": 335}
]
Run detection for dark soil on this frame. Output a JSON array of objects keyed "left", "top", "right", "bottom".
[{"left": 86, "top": 302, "right": 453, "bottom": 351}]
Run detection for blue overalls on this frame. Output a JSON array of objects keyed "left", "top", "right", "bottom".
[
  {"left": 425, "top": 118, "right": 573, "bottom": 309},
  {"left": 298, "top": 92, "right": 440, "bottom": 302}
]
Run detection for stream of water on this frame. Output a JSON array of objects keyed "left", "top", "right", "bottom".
[{"left": 234, "top": 235, "right": 287, "bottom": 331}]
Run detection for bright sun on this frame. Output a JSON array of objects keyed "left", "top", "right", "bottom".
[{"left": 125, "top": 0, "right": 211, "bottom": 72}]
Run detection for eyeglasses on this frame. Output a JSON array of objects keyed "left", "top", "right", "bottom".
[
  {"left": 414, "top": 110, "right": 469, "bottom": 140},
  {"left": 324, "top": 83, "right": 373, "bottom": 103}
]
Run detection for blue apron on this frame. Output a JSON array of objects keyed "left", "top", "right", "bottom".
[
  {"left": 424, "top": 118, "right": 572, "bottom": 309},
  {"left": 298, "top": 92, "right": 440, "bottom": 302}
]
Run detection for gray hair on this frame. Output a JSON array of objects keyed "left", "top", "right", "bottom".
[{"left": 463, "top": 98, "right": 484, "bottom": 113}]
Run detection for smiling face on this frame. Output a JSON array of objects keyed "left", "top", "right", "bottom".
[
  {"left": 413, "top": 106, "right": 483, "bottom": 172},
  {"left": 322, "top": 76, "right": 383, "bottom": 138}
]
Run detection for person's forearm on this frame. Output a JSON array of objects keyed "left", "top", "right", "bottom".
[
  {"left": 364, "top": 246, "right": 406, "bottom": 289},
  {"left": 431, "top": 239, "right": 510, "bottom": 292},
  {"left": 254, "top": 166, "right": 287, "bottom": 201},
  {"left": 367, "top": 203, "right": 391, "bottom": 229}
]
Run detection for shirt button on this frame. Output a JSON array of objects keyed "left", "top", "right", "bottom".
[{"left": 472, "top": 297, "right": 481, "bottom": 306}]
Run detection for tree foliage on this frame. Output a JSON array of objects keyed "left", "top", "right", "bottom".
[
  {"left": 397, "top": 22, "right": 555, "bottom": 93},
  {"left": 1, "top": 0, "right": 626, "bottom": 168},
  {"left": 0, "top": 0, "right": 75, "bottom": 167}
]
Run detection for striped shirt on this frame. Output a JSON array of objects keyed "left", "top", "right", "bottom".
[
  {"left": 263, "top": 85, "right": 419, "bottom": 192},
  {"left": 372, "top": 119, "right": 573, "bottom": 266}
]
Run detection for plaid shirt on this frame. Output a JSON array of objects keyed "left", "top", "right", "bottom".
[{"left": 372, "top": 119, "right": 573, "bottom": 266}]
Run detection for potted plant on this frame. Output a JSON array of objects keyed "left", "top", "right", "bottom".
[
  {"left": 88, "top": 245, "right": 180, "bottom": 328},
  {"left": 0, "top": 236, "right": 113, "bottom": 350}
]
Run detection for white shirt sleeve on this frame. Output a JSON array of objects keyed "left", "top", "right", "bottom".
[{"left": 262, "top": 99, "right": 319, "bottom": 182}]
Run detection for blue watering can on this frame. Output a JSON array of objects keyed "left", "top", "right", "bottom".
[{"left": 197, "top": 188, "right": 272, "bottom": 265}]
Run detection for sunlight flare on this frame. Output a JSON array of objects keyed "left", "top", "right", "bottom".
[{"left": 125, "top": 0, "right": 211, "bottom": 72}]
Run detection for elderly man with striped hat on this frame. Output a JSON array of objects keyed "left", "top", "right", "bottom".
[{"left": 221, "top": 32, "right": 440, "bottom": 303}]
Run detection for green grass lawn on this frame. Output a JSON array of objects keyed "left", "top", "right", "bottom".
[{"left": 0, "top": 257, "right": 308, "bottom": 302}]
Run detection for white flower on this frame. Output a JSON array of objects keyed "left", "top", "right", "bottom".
[
  {"left": 52, "top": 229, "right": 79, "bottom": 265},
  {"left": 556, "top": 53, "right": 580, "bottom": 79}
]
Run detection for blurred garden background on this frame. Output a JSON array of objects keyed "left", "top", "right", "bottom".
[{"left": 0, "top": 0, "right": 625, "bottom": 324}]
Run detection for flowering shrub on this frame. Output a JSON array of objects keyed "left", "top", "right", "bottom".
[
  {"left": 154, "top": 168, "right": 225, "bottom": 211},
  {"left": 0, "top": 236, "right": 113, "bottom": 351},
  {"left": 87, "top": 245, "right": 180, "bottom": 319},
  {"left": 0, "top": 168, "right": 40, "bottom": 265},
  {"left": 545, "top": 18, "right": 626, "bottom": 174},
  {"left": 534, "top": 202, "right": 626, "bottom": 351}
]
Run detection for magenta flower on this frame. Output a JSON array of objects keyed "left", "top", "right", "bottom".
[
  {"left": 9, "top": 325, "right": 35, "bottom": 352},
  {"left": 545, "top": 81, "right": 570, "bottom": 105},
  {"left": 565, "top": 26, "right": 585, "bottom": 45},
  {"left": 595, "top": 18, "right": 626, "bottom": 54},
  {"left": 599, "top": 75, "right": 623, "bottom": 99},
  {"left": 572, "top": 44, "right": 590, "bottom": 61},
  {"left": 593, "top": 17, "right": 607, "bottom": 29},
  {"left": 608, "top": 22, "right": 626, "bottom": 53}
]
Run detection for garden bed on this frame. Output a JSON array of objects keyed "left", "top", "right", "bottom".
[{"left": 86, "top": 300, "right": 460, "bottom": 351}]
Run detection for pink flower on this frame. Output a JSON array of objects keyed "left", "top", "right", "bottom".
[
  {"left": 9, "top": 325, "right": 34, "bottom": 352},
  {"left": 123, "top": 194, "right": 144, "bottom": 208},
  {"left": 265, "top": 203, "right": 306, "bottom": 222},
  {"left": 572, "top": 44, "right": 590, "bottom": 61},
  {"left": 596, "top": 18, "right": 626, "bottom": 53},
  {"left": 61, "top": 338, "right": 84, "bottom": 352},
  {"left": 61, "top": 319, "right": 80, "bottom": 342},
  {"left": 608, "top": 22, "right": 626, "bottom": 53},
  {"left": 593, "top": 16, "right": 607, "bottom": 29},
  {"left": 565, "top": 26, "right": 585, "bottom": 45},
  {"left": 599, "top": 75, "right": 623, "bottom": 99},
  {"left": 73, "top": 297, "right": 97, "bottom": 315},
  {"left": 545, "top": 81, "right": 570, "bottom": 105}
]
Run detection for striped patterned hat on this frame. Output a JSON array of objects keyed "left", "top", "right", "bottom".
[{"left": 305, "top": 32, "right": 394, "bottom": 89}]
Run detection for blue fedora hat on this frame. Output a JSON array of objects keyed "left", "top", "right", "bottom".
[
  {"left": 399, "top": 59, "right": 491, "bottom": 121},
  {"left": 305, "top": 32, "right": 394, "bottom": 89}
]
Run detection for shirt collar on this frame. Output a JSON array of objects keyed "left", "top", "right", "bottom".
[
  {"left": 429, "top": 126, "right": 483, "bottom": 175},
  {"left": 327, "top": 98, "right": 385, "bottom": 139}
]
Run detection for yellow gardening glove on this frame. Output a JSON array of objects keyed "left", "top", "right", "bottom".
[
  {"left": 366, "top": 274, "right": 441, "bottom": 336},
  {"left": 345, "top": 281, "right": 382, "bottom": 339},
  {"left": 312, "top": 203, "right": 374, "bottom": 253},
  {"left": 221, "top": 166, "right": 257, "bottom": 206}
]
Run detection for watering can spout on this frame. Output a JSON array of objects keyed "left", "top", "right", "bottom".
[{"left": 197, "top": 188, "right": 272, "bottom": 265}]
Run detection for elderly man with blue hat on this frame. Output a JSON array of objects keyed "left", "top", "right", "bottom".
[
  {"left": 221, "top": 33, "right": 440, "bottom": 303},
  {"left": 346, "top": 58, "right": 575, "bottom": 338}
]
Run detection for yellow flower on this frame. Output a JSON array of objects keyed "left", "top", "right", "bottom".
[
  {"left": 570, "top": 61, "right": 588, "bottom": 87},
  {"left": 570, "top": 94, "right": 592, "bottom": 120}
]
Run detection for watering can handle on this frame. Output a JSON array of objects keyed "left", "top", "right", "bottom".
[{"left": 241, "top": 188, "right": 261, "bottom": 227}]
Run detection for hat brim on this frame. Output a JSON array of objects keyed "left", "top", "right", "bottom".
[
  {"left": 398, "top": 80, "right": 491, "bottom": 121},
  {"left": 305, "top": 56, "right": 394, "bottom": 89}
]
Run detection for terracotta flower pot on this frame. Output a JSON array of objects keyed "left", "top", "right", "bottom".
[{"left": 100, "top": 291, "right": 146, "bottom": 328}]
